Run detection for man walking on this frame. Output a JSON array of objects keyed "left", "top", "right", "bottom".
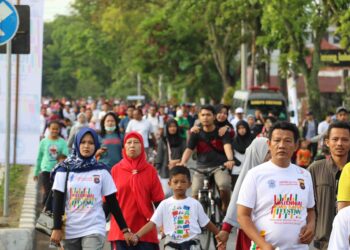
[
  {"left": 237, "top": 121, "right": 315, "bottom": 249},
  {"left": 308, "top": 121, "right": 350, "bottom": 250}
]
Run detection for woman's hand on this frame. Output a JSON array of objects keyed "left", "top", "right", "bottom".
[
  {"left": 218, "top": 126, "right": 229, "bottom": 137},
  {"left": 168, "top": 159, "right": 181, "bottom": 169},
  {"left": 95, "top": 147, "right": 107, "bottom": 157},
  {"left": 190, "top": 126, "right": 201, "bottom": 134},
  {"left": 50, "top": 229, "right": 63, "bottom": 246},
  {"left": 215, "top": 230, "right": 229, "bottom": 245}
]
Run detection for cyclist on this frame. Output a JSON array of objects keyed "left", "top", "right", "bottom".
[{"left": 178, "top": 105, "right": 235, "bottom": 212}]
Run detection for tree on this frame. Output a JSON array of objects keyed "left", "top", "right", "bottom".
[{"left": 260, "top": 0, "right": 349, "bottom": 117}]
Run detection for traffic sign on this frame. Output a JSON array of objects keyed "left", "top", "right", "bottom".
[{"left": 0, "top": 0, "right": 19, "bottom": 45}]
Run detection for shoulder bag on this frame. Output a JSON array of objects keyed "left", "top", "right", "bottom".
[{"left": 35, "top": 167, "right": 70, "bottom": 236}]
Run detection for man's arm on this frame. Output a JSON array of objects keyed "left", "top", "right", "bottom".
[
  {"left": 299, "top": 208, "right": 315, "bottom": 244},
  {"left": 179, "top": 148, "right": 193, "bottom": 166},
  {"left": 237, "top": 205, "right": 274, "bottom": 250}
]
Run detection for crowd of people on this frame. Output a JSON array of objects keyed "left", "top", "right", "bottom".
[{"left": 33, "top": 96, "right": 350, "bottom": 250}]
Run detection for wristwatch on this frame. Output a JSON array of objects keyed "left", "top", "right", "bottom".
[{"left": 122, "top": 228, "right": 131, "bottom": 234}]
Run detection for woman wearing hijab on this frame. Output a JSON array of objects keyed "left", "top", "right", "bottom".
[
  {"left": 50, "top": 128, "right": 132, "bottom": 250},
  {"left": 108, "top": 131, "right": 165, "bottom": 250},
  {"left": 216, "top": 137, "right": 271, "bottom": 250},
  {"left": 231, "top": 120, "right": 254, "bottom": 177},
  {"left": 154, "top": 119, "right": 186, "bottom": 197},
  {"left": 215, "top": 104, "right": 235, "bottom": 138}
]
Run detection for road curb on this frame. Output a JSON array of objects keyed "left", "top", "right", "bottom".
[{"left": 0, "top": 166, "right": 37, "bottom": 250}]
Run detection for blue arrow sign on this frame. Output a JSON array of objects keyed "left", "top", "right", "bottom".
[{"left": 0, "top": 0, "right": 19, "bottom": 45}]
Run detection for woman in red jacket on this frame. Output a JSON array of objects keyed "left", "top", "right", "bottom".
[{"left": 108, "top": 131, "right": 165, "bottom": 250}]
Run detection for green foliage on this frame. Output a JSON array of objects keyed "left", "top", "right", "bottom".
[{"left": 42, "top": 0, "right": 350, "bottom": 105}]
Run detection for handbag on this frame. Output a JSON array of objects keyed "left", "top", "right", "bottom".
[{"left": 35, "top": 167, "right": 70, "bottom": 236}]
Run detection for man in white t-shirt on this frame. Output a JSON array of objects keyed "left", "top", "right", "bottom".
[
  {"left": 126, "top": 108, "right": 156, "bottom": 159},
  {"left": 237, "top": 121, "right": 316, "bottom": 250},
  {"left": 328, "top": 206, "right": 350, "bottom": 250},
  {"left": 144, "top": 105, "right": 164, "bottom": 140}
]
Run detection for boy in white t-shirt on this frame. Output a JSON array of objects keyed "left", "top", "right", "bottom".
[{"left": 133, "top": 166, "right": 221, "bottom": 249}]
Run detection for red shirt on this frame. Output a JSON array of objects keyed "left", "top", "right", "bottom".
[{"left": 108, "top": 164, "right": 164, "bottom": 243}]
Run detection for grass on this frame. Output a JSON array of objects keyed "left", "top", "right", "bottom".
[{"left": 0, "top": 165, "right": 30, "bottom": 227}]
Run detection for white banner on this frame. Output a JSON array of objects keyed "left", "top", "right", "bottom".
[{"left": 0, "top": 0, "right": 44, "bottom": 164}]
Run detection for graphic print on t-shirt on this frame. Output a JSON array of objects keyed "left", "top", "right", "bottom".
[
  {"left": 48, "top": 144, "right": 58, "bottom": 160},
  {"left": 171, "top": 205, "right": 191, "bottom": 240},
  {"left": 271, "top": 194, "right": 303, "bottom": 221},
  {"left": 67, "top": 174, "right": 99, "bottom": 211}
]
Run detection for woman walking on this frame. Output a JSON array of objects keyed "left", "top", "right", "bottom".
[
  {"left": 108, "top": 131, "right": 165, "bottom": 250},
  {"left": 154, "top": 119, "right": 186, "bottom": 197},
  {"left": 50, "top": 128, "right": 132, "bottom": 250},
  {"left": 216, "top": 138, "right": 271, "bottom": 250},
  {"left": 96, "top": 112, "right": 123, "bottom": 170}
]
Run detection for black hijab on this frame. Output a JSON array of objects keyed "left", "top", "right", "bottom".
[
  {"left": 233, "top": 120, "right": 254, "bottom": 154},
  {"left": 165, "top": 119, "right": 183, "bottom": 147},
  {"left": 215, "top": 104, "right": 233, "bottom": 129}
]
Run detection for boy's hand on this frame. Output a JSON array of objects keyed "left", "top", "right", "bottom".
[
  {"left": 123, "top": 232, "right": 133, "bottom": 246},
  {"left": 217, "top": 242, "right": 227, "bottom": 250}
]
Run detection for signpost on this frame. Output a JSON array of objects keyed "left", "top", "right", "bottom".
[{"left": 0, "top": 0, "right": 19, "bottom": 217}]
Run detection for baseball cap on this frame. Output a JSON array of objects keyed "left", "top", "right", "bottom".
[
  {"left": 235, "top": 107, "right": 244, "bottom": 114},
  {"left": 336, "top": 106, "right": 348, "bottom": 114}
]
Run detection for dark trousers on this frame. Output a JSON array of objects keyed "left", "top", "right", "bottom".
[
  {"left": 112, "top": 241, "right": 159, "bottom": 250},
  {"left": 39, "top": 171, "right": 52, "bottom": 211},
  {"left": 309, "top": 142, "right": 318, "bottom": 160}
]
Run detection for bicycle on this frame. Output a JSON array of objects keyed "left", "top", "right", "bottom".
[{"left": 189, "top": 166, "right": 226, "bottom": 250}]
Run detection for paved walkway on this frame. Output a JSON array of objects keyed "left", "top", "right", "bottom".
[{"left": 19, "top": 167, "right": 38, "bottom": 229}]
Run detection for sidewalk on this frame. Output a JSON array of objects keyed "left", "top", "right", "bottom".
[{"left": 0, "top": 166, "right": 37, "bottom": 250}]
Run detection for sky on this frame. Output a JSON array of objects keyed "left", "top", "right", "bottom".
[{"left": 44, "top": 0, "right": 73, "bottom": 22}]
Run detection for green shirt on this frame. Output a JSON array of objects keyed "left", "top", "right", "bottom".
[
  {"left": 34, "top": 137, "right": 69, "bottom": 176},
  {"left": 175, "top": 117, "right": 190, "bottom": 139}
]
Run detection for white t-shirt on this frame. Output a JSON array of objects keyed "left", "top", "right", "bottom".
[
  {"left": 317, "top": 120, "right": 329, "bottom": 135},
  {"left": 151, "top": 197, "right": 210, "bottom": 243},
  {"left": 52, "top": 169, "right": 117, "bottom": 239},
  {"left": 144, "top": 115, "right": 164, "bottom": 139},
  {"left": 125, "top": 119, "right": 154, "bottom": 148},
  {"left": 328, "top": 206, "right": 350, "bottom": 250},
  {"left": 237, "top": 161, "right": 315, "bottom": 250}
]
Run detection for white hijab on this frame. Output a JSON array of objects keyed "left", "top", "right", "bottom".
[{"left": 224, "top": 137, "right": 269, "bottom": 227}]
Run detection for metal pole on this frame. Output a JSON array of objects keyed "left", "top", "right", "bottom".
[
  {"left": 158, "top": 74, "right": 163, "bottom": 103},
  {"left": 241, "top": 21, "right": 247, "bottom": 90},
  {"left": 13, "top": 54, "right": 20, "bottom": 166},
  {"left": 13, "top": 0, "right": 21, "bottom": 166},
  {"left": 4, "top": 41, "right": 12, "bottom": 217},
  {"left": 137, "top": 73, "right": 141, "bottom": 96}
]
